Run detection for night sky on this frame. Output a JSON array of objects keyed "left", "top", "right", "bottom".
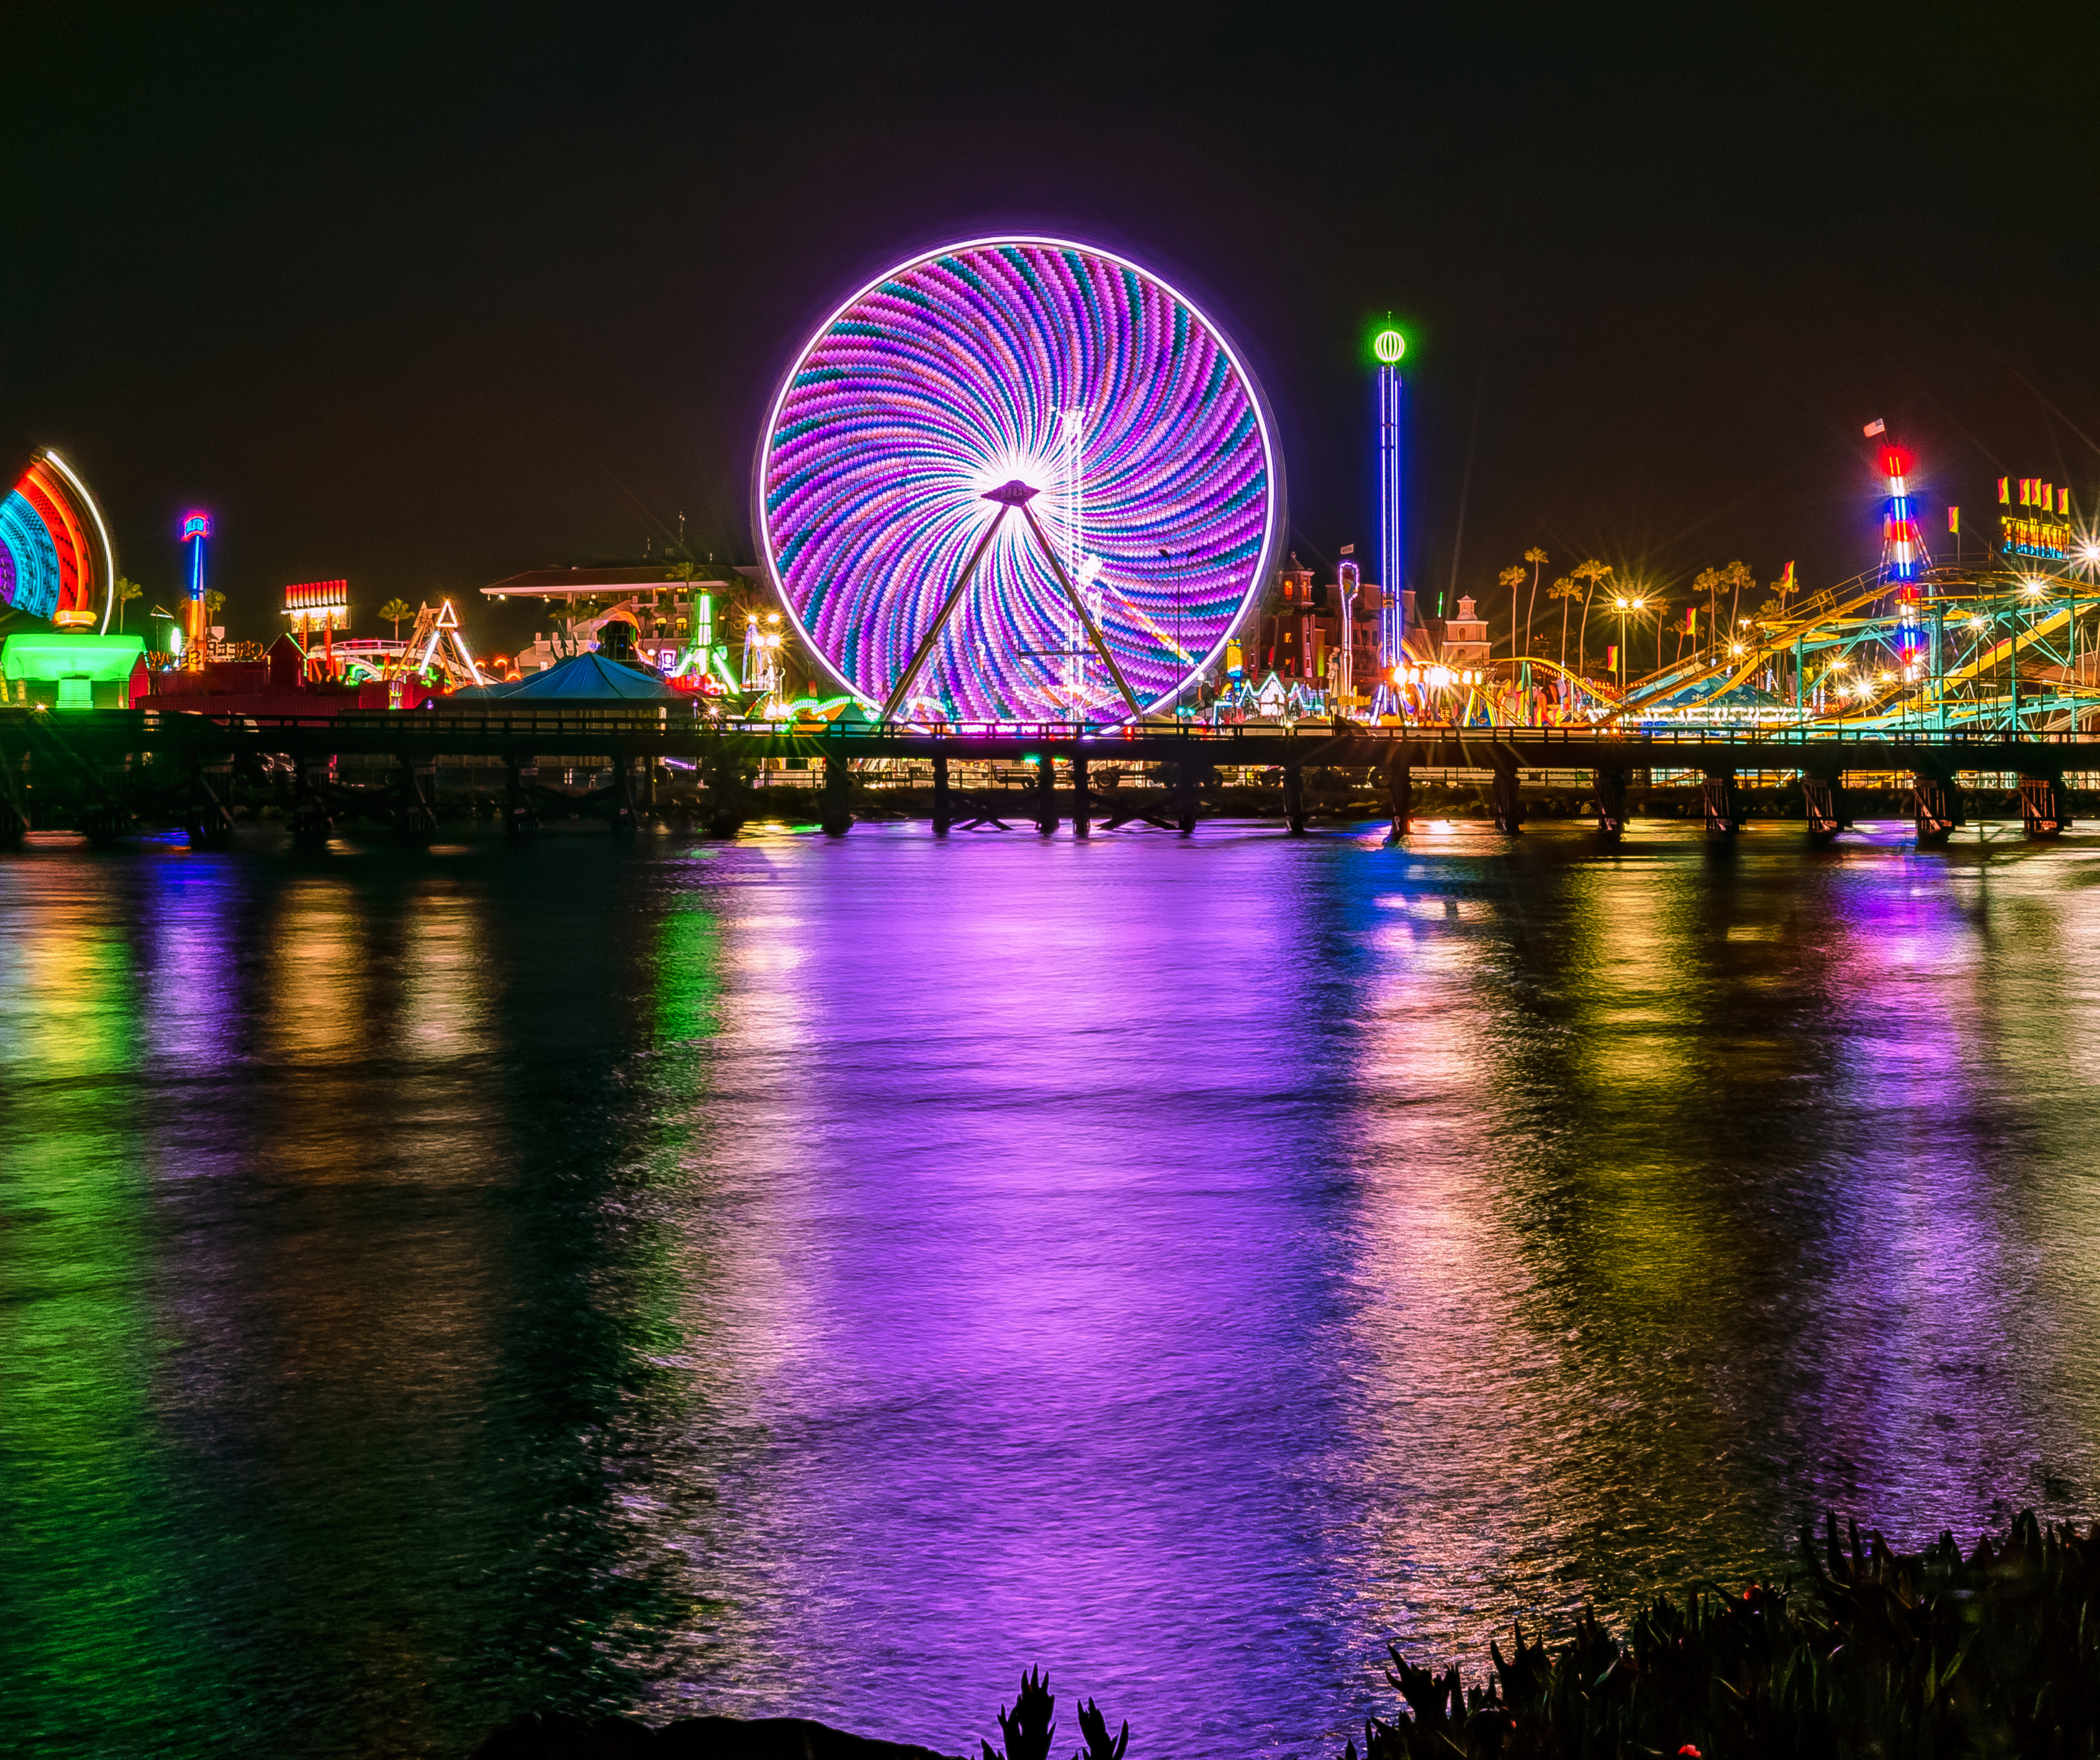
[{"left": 7, "top": 1, "right": 2098, "bottom": 654}]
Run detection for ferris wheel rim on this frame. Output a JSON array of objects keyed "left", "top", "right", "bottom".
[{"left": 750, "top": 234, "right": 1286, "bottom": 723}]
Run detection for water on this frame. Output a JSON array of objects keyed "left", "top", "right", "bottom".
[{"left": 4, "top": 819, "right": 2099, "bottom": 1759}]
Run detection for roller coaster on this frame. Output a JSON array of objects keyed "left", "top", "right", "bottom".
[
  {"left": 1475, "top": 443, "right": 2100, "bottom": 737},
  {"left": 1594, "top": 560, "right": 2099, "bottom": 734}
]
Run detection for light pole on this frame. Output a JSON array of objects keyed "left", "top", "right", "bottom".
[{"left": 1612, "top": 594, "right": 1646, "bottom": 698}]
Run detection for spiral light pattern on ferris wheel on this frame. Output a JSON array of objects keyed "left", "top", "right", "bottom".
[{"left": 754, "top": 237, "right": 1280, "bottom": 721}]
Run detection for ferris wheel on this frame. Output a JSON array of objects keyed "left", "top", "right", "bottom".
[{"left": 753, "top": 237, "right": 1282, "bottom": 723}]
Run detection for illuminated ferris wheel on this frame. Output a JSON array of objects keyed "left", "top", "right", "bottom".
[{"left": 753, "top": 237, "right": 1283, "bottom": 723}]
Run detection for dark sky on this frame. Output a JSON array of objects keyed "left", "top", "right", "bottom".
[{"left": 7, "top": 1, "right": 2099, "bottom": 652}]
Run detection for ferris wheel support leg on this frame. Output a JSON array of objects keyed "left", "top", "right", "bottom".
[
  {"left": 1019, "top": 504, "right": 1144, "bottom": 721},
  {"left": 880, "top": 507, "right": 1010, "bottom": 724}
]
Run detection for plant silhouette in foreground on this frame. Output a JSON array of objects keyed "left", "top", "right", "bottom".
[
  {"left": 983, "top": 1669, "right": 1127, "bottom": 1760},
  {"left": 1074, "top": 1696, "right": 1129, "bottom": 1760},
  {"left": 984, "top": 1667, "right": 1054, "bottom": 1760},
  {"left": 1343, "top": 1511, "right": 2100, "bottom": 1759}
]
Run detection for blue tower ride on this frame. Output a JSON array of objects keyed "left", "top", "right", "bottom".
[
  {"left": 179, "top": 509, "right": 212, "bottom": 667},
  {"left": 1371, "top": 327, "right": 1407, "bottom": 719}
]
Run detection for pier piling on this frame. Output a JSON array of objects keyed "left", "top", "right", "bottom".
[
  {"left": 1593, "top": 767, "right": 1628, "bottom": 840},
  {"left": 820, "top": 751, "right": 852, "bottom": 835},
  {"left": 1491, "top": 752, "right": 1525, "bottom": 834},
  {"left": 290, "top": 755, "right": 333, "bottom": 846},
  {"left": 396, "top": 754, "right": 437, "bottom": 844},
  {"left": 504, "top": 755, "right": 538, "bottom": 840},
  {"left": 1702, "top": 770, "right": 1745, "bottom": 837},
  {"left": 2019, "top": 772, "right": 2069, "bottom": 838},
  {"left": 1802, "top": 772, "right": 1849, "bottom": 842},
  {"left": 1385, "top": 752, "right": 1412, "bottom": 842},
  {"left": 1913, "top": 770, "right": 1961, "bottom": 846},
  {"left": 1283, "top": 760, "right": 1307, "bottom": 835}
]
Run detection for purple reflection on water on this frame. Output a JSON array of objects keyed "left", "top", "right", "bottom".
[{"left": 1, "top": 822, "right": 2098, "bottom": 1760}]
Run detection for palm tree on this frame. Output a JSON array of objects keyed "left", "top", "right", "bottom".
[
  {"left": 1497, "top": 565, "right": 1526, "bottom": 657},
  {"left": 113, "top": 577, "right": 143, "bottom": 632},
  {"left": 1571, "top": 559, "right": 1612, "bottom": 674},
  {"left": 1549, "top": 575, "right": 1583, "bottom": 670},
  {"left": 1647, "top": 602, "right": 1670, "bottom": 675},
  {"left": 1522, "top": 547, "right": 1548, "bottom": 659},
  {"left": 1759, "top": 562, "right": 1798, "bottom": 623},
  {"left": 1723, "top": 560, "right": 1755, "bottom": 642},
  {"left": 380, "top": 597, "right": 412, "bottom": 640},
  {"left": 1693, "top": 566, "right": 1723, "bottom": 660},
  {"left": 203, "top": 589, "right": 225, "bottom": 627}
]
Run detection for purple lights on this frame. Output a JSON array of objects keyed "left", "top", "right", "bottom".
[{"left": 755, "top": 238, "right": 1281, "bottom": 722}]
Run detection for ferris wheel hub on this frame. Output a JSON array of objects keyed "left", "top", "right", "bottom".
[{"left": 981, "top": 479, "right": 1041, "bottom": 507}]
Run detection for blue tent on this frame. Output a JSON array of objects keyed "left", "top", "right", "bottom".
[{"left": 455, "top": 652, "right": 670, "bottom": 702}]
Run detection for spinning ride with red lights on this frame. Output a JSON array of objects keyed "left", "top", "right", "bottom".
[
  {"left": 1, "top": 451, "right": 117, "bottom": 633},
  {"left": 753, "top": 237, "right": 1284, "bottom": 724}
]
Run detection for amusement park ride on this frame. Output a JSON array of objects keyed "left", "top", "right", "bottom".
[{"left": 5, "top": 230, "right": 2099, "bottom": 790}]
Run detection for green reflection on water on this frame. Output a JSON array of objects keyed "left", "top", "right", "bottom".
[{"left": 0, "top": 894, "right": 165, "bottom": 1746}]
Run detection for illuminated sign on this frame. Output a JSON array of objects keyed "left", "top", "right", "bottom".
[
  {"left": 1997, "top": 475, "right": 2072, "bottom": 561},
  {"left": 282, "top": 578, "right": 350, "bottom": 626}
]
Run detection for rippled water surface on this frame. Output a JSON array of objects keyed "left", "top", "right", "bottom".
[{"left": 4, "top": 818, "right": 2099, "bottom": 1758}]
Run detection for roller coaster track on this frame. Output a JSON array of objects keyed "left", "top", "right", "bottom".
[{"left": 1614, "top": 572, "right": 1889, "bottom": 717}]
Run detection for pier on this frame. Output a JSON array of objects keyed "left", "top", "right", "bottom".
[{"left": 3, "top": 706, "right": 2096, "bottom": 848}]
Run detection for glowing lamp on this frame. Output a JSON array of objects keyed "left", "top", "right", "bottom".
[{"left": 1372, "top": 329, "right": 1406, "bottom": 364}]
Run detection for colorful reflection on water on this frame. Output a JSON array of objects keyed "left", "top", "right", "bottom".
[{"left": 1, "top": 821, "right": 2097, "bottom": 1758}]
